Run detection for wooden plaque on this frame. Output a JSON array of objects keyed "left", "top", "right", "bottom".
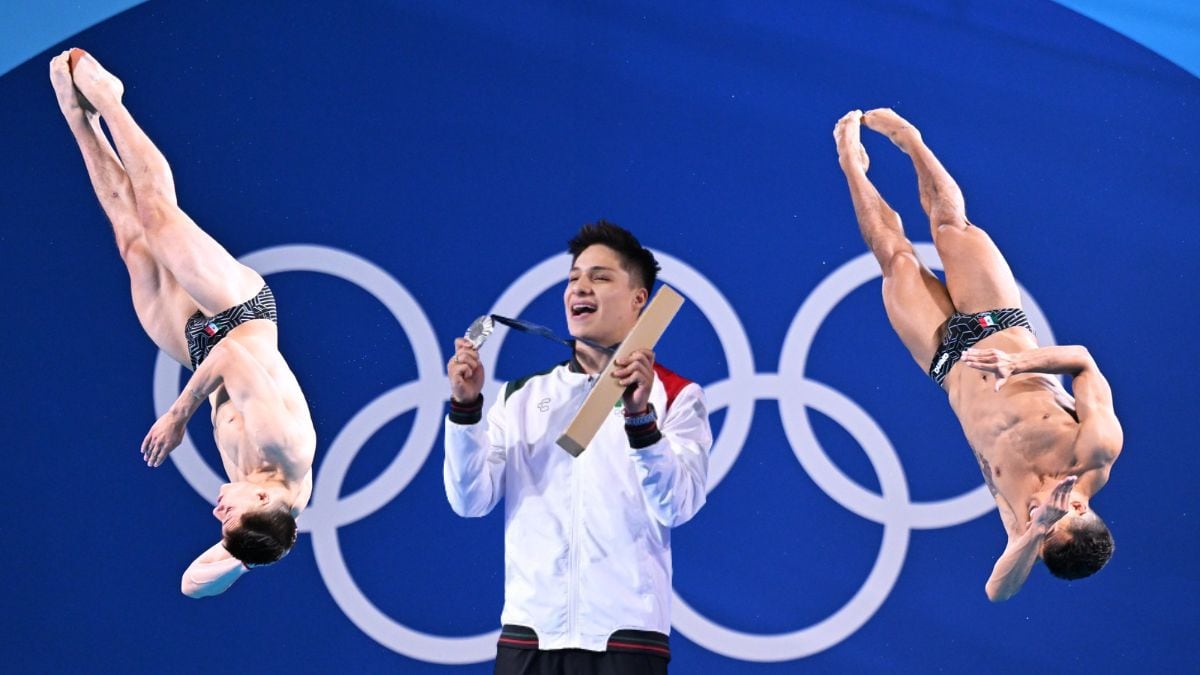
[{"left": 556, "top": 285, "right": 685, "bottom": 456}]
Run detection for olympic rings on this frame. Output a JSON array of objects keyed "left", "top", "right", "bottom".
[{"left": 156, "top": 243, "right": 1056, "bottom": 663}]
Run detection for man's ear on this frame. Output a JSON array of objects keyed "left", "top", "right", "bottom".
[{"left": 633, "top": 286, "right": 648, "bottom": 311}]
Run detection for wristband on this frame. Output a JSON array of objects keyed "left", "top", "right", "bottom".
[
  {"left": 449, "top": 394, "right": 484, "bottom": 425},
  {"left": 623, "top": 404, "right": 657, "bottom": 427}
]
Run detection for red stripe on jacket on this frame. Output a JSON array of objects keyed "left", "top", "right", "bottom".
[{"left": 653, "top": 363, "right": 692, "bottom": 414}]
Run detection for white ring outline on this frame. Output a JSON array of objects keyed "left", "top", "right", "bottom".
[{"left": 154, "top": 243, "right": 1059, "bottom": 664}]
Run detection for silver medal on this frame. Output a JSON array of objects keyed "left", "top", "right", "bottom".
[{"left": 464, "top": 315, "right": 494, "bottom": 349}]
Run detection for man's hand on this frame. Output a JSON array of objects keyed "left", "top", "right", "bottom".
[
  {"left": 834, "top": 110, "right": 870, "bottom": 173},
  {"left": 142, "top": 410, "right": 185, "bottom": 467},
  {"left": 985, "top": 474, "right": 1078, "bottom": 602},
  {"left": 613, "top": 348, "right": 656, "bottom": 414},
  {"left": 49, "top": 51, "right": 85, "bottom": 119},
  {"left": 961, "top": 347, "right": 1019, "bottom": 391},
  {"left": 861, "top": 108, "right": 922, "bottom": 151},
  {"left": 448, "top": 337, "right": 484, "bottom": 403},
  {"left": 1030, "top": 475, "right": 1077, "bottom": 533}
]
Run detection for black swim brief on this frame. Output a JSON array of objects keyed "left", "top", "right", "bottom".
[
  {"left": 185, "top": 284, "right": 277, "bottom": 368},
  {"left": 928, "top": 308, "right": 1032, "bottom": 388}
]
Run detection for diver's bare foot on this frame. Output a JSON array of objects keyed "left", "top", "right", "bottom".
[
  {"left": 862, "top": 108, "right": 921, "bottom": 153},
  {"left": 49, "top": 51, "right": 93, "bottom": 124},
  {"left": 834, "top": 110, "right": 870, "bottom": 173},
  {"left": 69, "top": 48, "right": 125, "bottom": 114}
]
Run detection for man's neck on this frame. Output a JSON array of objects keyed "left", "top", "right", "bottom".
[
  {"left": 573, "top": 340, "right": 614, "bottom": 374},
  {"left": 243, "top": 472, "right": 293, "bottom": 497}
]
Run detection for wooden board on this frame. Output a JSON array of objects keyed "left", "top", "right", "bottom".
[{"left": 556, "top": 285, "right": 685, "bottom": 456}]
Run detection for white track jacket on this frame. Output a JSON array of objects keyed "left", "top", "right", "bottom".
[{"left": 444, "top": 360, "right": 711, "bottom": 651}]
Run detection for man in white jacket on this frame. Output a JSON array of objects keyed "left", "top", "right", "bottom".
[{"left": 445, "top": 221, "right": 711, "bottom": 674}]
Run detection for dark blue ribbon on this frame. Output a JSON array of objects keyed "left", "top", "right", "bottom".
[{"left": 490, "top": 314, "right": 617, "bottom": 355}]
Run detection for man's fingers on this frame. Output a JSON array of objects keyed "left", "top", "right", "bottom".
[
  {"left": 612, "top": 362, "right": 639, "bottom": 377},
  {"left": 451, "top": 348, "right": 477, "bottom": 363},
  {"left": 448, "top": 351, "right": 480, "bottom": 375},
  {"left": 612, "top": 366, "right": 649, "bottom": 383},
  {"left": 450, "top": 362, "right": 474, "bottom": 381},
  {"left": 613, "top": 365, "right": 645, "bottom": 385},
  {"left": 623, "top": 350, "right": 655, "bottom": 370},
  {"left": 452, "top": 339, "right": 479, "bottom": 360},
  {"left": 1057, "top": 476, "right": 1078, "bottom": 498},
  {"left": 616, "top": 349, "right": 654, "bottom": 368},
  {"left": 630, "top": 349, "right": 655, "bottom": 365},
  {"left": 1052, "top": 478, "right": 1075, "bottom": 506}
]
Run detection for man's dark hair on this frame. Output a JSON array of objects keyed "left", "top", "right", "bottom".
[
  {"left": 1042, "top": 516, "right": 1114, "bottom": 580},
  {"left": 223, "top": 505, "right": 298, "bottom": 566},
  {"left": 568, "top": 220, "right": 660, "bottom": 291}
]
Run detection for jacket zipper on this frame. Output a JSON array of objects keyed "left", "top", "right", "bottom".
[{"left": 567, "top": 378, "right": 590, "bottom": 643}]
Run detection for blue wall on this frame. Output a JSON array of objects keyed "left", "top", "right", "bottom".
[{"left": 1, "top": 1, "right": 1197, "bottom": 672}]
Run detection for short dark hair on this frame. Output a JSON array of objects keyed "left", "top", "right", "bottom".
[
  {"left": 1042, "top": 516, "right": 1114, "bottom": 580},
  {"left": 568, "top": 220, "right": 660, "bottom": 291},
  {"left": 223, "top": 506, "right": 297, "bottom": 566}
]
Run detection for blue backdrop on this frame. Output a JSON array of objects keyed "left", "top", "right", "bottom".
[{"left": 2, "top": 1, "right": 1197, "bottom": 672}]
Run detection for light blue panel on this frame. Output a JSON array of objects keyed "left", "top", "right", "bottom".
[
  {"left": 2, "top": 2, "right": 1197, "bottom": 80},
  {"left": 0, "top": 0, "right": 147, "bottom": 77},
  {"left": 1055, "top": 0, "right": 1200, "bottom": 76}
]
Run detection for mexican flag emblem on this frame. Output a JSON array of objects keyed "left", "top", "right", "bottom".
[
  {"left": 203, "top": 320, "right": 220, "bottom": 337},
  {"left": 977, "top": 312, "right": 998, "bottom": 328}
]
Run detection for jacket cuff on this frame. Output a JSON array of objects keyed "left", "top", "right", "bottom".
[
  {"left": 625, "top": 420, "right": 662, "bottom": 449},
  {"left": 448, "top": 394, "right": 484, "bottom": 425}
]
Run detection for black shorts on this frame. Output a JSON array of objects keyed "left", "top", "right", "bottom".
[
  {"left": 928, "top": 308, "right": 1032, "bottom": 388},
  {"left": 185, "top": 284, "right": 277, "bottom": 368},
  {"left": 494, "top": 625, "right": 669, "bottom": 675}
]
